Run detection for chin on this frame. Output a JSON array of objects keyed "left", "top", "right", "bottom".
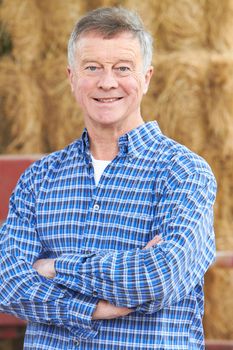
[{"left": 92, "top": 115, "right": 123, "bottom": 126}]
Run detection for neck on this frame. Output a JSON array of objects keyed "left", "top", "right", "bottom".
[
  {"left": 86, "top": 118, "right": 144, "bottom": 161},
  {"left": 90, "top": 131, "right": 118, "bottom": 160}
]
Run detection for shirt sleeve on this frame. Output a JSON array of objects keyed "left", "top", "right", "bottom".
[
  {"left": 54, "top": 165, "right": 217, "bottom": 310},
  {"left": 0, "top": 171, "right": 101, "bottom": 340}
]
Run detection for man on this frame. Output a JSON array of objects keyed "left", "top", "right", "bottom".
[{"left": 0, "top": 7, "right": 216, "bottom": 350}]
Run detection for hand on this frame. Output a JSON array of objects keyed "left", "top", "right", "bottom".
[
  {"left": 33, "top": 259, "right": 56, "bottom": 279},
  {"left": 92, "top": 300, "right": 133, "bottom": 320},
  {"left": 143, "top": 235, "right": 162, "bottom": 249}
]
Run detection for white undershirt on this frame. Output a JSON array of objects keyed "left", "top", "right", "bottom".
[{"left": 91, "top": 155, "right": 111, "bottom": 185}]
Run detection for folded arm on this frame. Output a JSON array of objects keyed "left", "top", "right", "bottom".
[
  {"left": 33, "top": 235, "right": 162, "bottom": 319},
  {"left": 50, "top": 170, "right": 217, "bottom": 311}
]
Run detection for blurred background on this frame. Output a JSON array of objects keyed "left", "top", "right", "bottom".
[{"left": 0, "top": 0, "right": 233, "bottom": 349}]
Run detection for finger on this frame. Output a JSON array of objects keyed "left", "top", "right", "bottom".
[{"left": 144, "top": 235, "right": 163, "bottom": 249}]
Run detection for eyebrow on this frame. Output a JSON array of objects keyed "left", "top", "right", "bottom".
[
  {"left": 81, "top": 59, "right": 135, "bottom": 66},
  {"left": 81, "top": 59, "right": 100, "bottom": 65},
  {"left": 114, "top": 60, "right": 135, "bottom": 66}
]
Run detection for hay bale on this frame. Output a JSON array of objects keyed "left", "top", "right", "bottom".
[
  {"left": 206, "top": 0, "right": 233, "bottom": 51},
  {"left": 0, "top": 20, "right": 13, "bottom": 57},
  {"left": 157, "top": 0, "right": 207, "bottom": 51},
  {"left": 0, "top": 0, "right": 43, "bottom": 69},
  {"left": 36, "top": 0, "right": 85, "bottom": 55},
  {"left": 215, "top": 170, "right": 233, "bottom": 250},
  {"left": 95, "top": 0, "right": 124, "bottom": 7},
  {"left": 205, "top": 53, "right": 233, "bottom": 157},
  {"left": 201, "top": 147, "right": 233, "bottom": 250},
  {"left": 204, "top": 268, "right": 233, "bottom": 339},
  {"left": 35, "top": 55, "right": 84, "bottom": 152},
  {"left": 126, "top": 0, "right": 207, "bottom": 52},
  {"left": 142, "top": 51, "right": 209, "bottom": 154},
  {"left": 0, "top": 58, "right": 43, "bottom": 154}
]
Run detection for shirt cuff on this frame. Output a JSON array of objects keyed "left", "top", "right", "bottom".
[
  {"left": 51, "top": 281, "right": 102, "bottom": 340},
  {"left": 66, "top": 295, "right": 102, "bottom": 340},
  {"left": 54, "top": 254, "right": 95, "bottom": 296}
]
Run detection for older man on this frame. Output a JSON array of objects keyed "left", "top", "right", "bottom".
[{"left": 0, "top": 7, "right": 216, "bottom": 350}]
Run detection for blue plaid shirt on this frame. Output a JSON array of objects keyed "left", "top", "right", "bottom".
[{"left": 0, "top": 122, "right": 216, "bottom": 349}]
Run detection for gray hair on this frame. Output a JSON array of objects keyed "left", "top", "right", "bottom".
[{"left": 68, "top": 7, "right": 153, "bottom": 71}]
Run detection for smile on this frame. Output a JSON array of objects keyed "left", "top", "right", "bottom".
[{"left": 93, "top": 97, "right": 123, "bottom": 103}]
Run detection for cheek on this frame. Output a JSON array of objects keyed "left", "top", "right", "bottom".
[
  {"left": 121, "top": 77, "right": 140, "bottom": 95},
  {"left": 123, "top": 77, "right": 144, "bottom": 98},
  {"left": 74, "top": 78, "right": 94, "bottom": 103}
]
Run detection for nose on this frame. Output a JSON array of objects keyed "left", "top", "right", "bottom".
[{"left": 97, "top": 69, "right": 118, "bottom": 90}]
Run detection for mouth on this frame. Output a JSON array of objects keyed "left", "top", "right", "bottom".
[{"left": 93, "top": 97, "right": 123, "bottom": 103}]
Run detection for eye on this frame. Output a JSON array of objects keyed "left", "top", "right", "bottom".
[
  {"left": 85, "top": 66, "right": 98, "bottom": 71},
  {"left": 114, "top": 66, "right": 131, "bottom": 76},
  {"left": 117, "top": 66, "right": 130, "bottom": 72}
]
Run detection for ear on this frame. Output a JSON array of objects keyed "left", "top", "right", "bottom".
[
  {"left": 143, "top": 66, "right": 154, "bottom": 95},
  {"left": 67, "top": 66, "right": 75, "bottom": 93}
]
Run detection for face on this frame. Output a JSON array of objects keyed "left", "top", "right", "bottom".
[{"left": 67, "top": 31, "right": 153, "bottom": 133}]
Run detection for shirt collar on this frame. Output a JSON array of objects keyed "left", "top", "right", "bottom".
[
  {"left": 79, "top": 121, "right": 162, "bottom": 157},
  {"left": 119, "top": 121, "right": 162, "bottom": 157}
]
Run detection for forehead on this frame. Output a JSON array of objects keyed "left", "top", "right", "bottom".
[{"left": 75, "top": 31, "right": 143, "bottom": 64}]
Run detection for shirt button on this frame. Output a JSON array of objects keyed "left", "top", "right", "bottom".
[
  {"left": 93, "top": 291, "right": 98, "bottom": 297},
  {"left": 93, "top": 203, "right": 100, "bottom": 211},
  {"left": 74, "top": 340, "right": 80, "bottom": 346}
]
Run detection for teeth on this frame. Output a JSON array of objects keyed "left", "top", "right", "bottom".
[{"left": 95, "top": 98, "right": 120, "bottom": 103}]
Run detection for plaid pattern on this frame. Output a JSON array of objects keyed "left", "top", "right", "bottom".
[{"left": 0, "top": 122, "right": 216, "bottom": 349}]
